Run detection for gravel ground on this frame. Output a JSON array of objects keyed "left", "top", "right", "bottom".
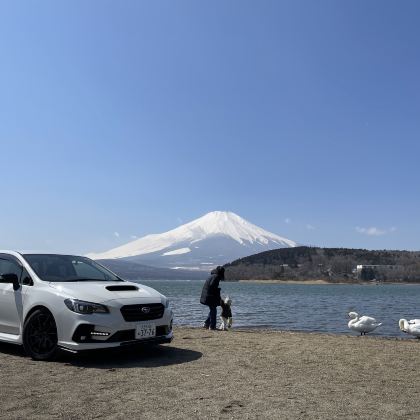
[{"left": 1, "top": 327, "right": 420, "bottom": 419}]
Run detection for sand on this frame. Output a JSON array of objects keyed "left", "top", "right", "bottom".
[{"left": 1, "top": 327, "right": 420, "bottom": 419}]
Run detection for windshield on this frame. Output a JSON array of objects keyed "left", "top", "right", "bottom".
[{"left": 22, "top": 254, "right": 122, "bottom": 282}]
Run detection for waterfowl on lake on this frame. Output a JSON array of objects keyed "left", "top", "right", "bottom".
[
  {"left": 347, "top": 312, "right": 382, "bottom": 335},
  {"left": 399, "top": 319, "right": 420, "bottom": 338}
]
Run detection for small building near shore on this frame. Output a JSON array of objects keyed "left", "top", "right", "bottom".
[{"left": 356, "top": 264, "right": 396, "bottom": 280}]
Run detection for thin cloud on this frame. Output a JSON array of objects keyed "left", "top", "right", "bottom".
[
  {"left": 114, "top": 232, "right": 120, "bottom": 238},
  {"left": 355, "top": 226, "right": 396, "bottom": 236},
  {"left": 284, "top": 218, "right": 291, "bottom": 224},
  {"left": 130, "top": 235, "right": 138, "bottom": 240},
  {"left": 306, "top": 224, "right": 315, "bottom": 230}
]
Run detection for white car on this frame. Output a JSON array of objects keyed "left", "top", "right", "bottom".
[{"left": 0, "top": 251, "right": 173, "bottom": 360}]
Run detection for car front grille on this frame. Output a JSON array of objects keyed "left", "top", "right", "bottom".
[{"left": 120, "top": 303, "right": 165, "bottom": 322}]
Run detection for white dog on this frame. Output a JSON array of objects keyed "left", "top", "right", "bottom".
[{"left": 219, "top": 296, "right": 233, "bottom": 331}]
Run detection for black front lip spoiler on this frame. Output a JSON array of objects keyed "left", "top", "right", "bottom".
[
  {"left": 59, "top": 334, "right": 173, "bottom": 354},
  {"left": 119, "top": 334, "right": 173, "bottom": 347}
]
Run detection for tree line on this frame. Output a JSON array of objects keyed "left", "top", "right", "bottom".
[{"left": 224, "top": 247, "right": 420, "bottom": 283}]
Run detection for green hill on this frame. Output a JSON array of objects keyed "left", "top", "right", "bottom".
[{"left": 224, "top": 246, "right": 420, "bottom": 283}]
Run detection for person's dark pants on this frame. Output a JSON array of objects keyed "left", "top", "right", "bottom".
[{"left": 204, "top": 306, "right": 217, "bottom": 329}]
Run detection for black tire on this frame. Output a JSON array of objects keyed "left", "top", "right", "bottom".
[{"left": 23, "top": 308, "right": 58, "bottom": 361}]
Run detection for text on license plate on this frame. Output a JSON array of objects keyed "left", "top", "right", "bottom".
[{"left": 136, "top": 323, "right": 156, "bottom": 339}]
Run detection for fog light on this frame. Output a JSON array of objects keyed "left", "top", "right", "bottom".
[{"left": 90, "top": 331, "right": 111, "bottom": 337}]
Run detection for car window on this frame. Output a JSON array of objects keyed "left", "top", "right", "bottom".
[
  {"left": 0, "top": 258, "right": 23, "bottom": 281},
  {"left": 72, "top": 260, "right": 108, "bottom": 280},
  {"left": 22, "top": 254, "right": 120, "bottom": 282}
]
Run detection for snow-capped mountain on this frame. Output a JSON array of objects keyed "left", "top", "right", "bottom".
[{"left": 88, "top": 211, "right": 297, "bottom": 270}]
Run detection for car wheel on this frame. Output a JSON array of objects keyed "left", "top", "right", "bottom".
[{"left": 23, "top": 308, "right": 58, "bottom": 360}]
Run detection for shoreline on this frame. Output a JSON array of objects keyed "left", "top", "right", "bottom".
[
  {"left": 237, "top": 279, "right": 331, "bottom": 284},
  {"left": 232, "top": 279, "right": 420, "bottom": 285},
  {"left": 178, "top": 325, "right": 410, "bottom": 340}
]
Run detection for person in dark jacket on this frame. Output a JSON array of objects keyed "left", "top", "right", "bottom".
[{"left": 200, "top": 266, "right": 225, "bottom": 330}]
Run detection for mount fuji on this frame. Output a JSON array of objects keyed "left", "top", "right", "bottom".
[{"left": 88, "top": 211, "right": 297, "bottom": 271}]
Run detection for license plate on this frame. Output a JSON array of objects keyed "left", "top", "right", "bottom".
[{"left": 135, "top": 323, "right": 156, "bottom": 339}]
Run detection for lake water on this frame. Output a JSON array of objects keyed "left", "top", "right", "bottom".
[{"left": 139, "top": 280, "right": 420, "bottom": 337}]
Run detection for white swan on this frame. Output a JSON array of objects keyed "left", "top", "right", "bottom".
[
  {"left": 399, "top": 319, "right": 420, "bottom": 338},
  {"left": 348, "top": 311, "right": 382, "bottom": 335}
]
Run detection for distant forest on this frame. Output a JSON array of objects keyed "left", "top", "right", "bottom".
[{"left": 224, "top": 247, "right": 420, "bottom": 283}]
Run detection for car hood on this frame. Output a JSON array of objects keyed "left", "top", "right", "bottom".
[{"left": 48, "top": 280, "right": 164, "bottom": 304}]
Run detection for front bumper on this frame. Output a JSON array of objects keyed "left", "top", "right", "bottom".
[
  {"left": 59, "top": 330, "right": 174, "bottom": 352},
  {"left": 56, "top": 303, "right": 174, "bottom": 351}
]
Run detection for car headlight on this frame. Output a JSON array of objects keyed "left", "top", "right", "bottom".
[{"left": 64, "top": 298, "right": 109, "bottom": 314}]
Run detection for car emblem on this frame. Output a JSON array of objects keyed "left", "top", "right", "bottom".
[{"left": 141, "top": 307, "right": 150, "bottom": 314}]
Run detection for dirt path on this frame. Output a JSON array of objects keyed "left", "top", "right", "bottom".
[{"left": 1, "top": 328, "right": 420, "bottom": 419}]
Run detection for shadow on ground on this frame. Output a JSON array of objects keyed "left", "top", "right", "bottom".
[
  {"left": 0, "top": 342, "right": 202, "bottom": 369},
  {"left": 0, "top": 342, "right": 25, "bottom": 357},
  {"left": 65, "top": 344, "right": 202, "bottom": 369}
]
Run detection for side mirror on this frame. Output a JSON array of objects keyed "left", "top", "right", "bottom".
[{"left": 0, "top": 273, "right": 20, "bottom": 290}]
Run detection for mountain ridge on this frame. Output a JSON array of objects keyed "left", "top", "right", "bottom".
[{"left": 88, "top": 211, "right": 297, "bottom": 270}]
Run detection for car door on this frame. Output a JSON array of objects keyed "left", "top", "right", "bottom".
[{"left": 0, "top": 255, "right": 26, "bottom": 335}]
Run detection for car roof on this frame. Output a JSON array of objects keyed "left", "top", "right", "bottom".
[{"left": 0, "top": 250, "right": 85, "bottom": 257}]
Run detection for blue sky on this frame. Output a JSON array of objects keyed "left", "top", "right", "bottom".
[{"left": 1, "top": 1, "right": 419, "bottom": 253}]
